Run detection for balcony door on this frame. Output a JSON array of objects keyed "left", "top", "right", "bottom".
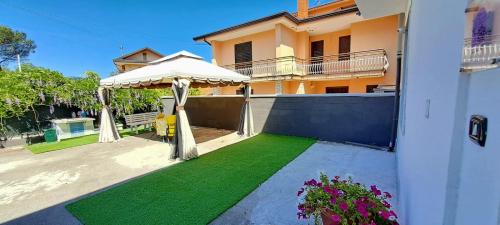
[
  {"left": 339, "top": 35, "right": 351, "bottom": 61},
  {"left": 310, "top": 40, "right": 324, "bottom": 74},
  {"left": 235, "top": 42, "right": 252, "bottom": 76}
]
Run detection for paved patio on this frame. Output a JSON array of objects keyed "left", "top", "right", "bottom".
[
  {"left": 211, "top": 142, "right": 397, "bottom": 225},
  {"left": 0, "top": 127, "right": 237, "bottom": 225}
]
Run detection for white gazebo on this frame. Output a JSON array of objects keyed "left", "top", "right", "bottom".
[{"left": 98, "top": 51, "right": 254, "bottom": 160}]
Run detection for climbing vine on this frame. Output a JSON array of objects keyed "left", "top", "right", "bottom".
[{"left": 0, "top": 64, "right": 199, "bottom": 137}]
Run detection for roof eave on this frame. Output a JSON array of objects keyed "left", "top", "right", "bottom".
[
  {"left": 193, "top": 6, "right": 359, "bottom": 42},
  {"left": 112, "top": 47, "right": 164, "bottom": 61},
  {"left": 193, "top": 11, "right": 295, "bottom": 42}
]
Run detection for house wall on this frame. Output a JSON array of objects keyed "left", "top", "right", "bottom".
[
  {"left": 212, "top": 30, "right": 276, "bottom": 66},
  {"left": 396, "top": 0, "right": 500, "bottom": 224},
  {"left": 454, "top": 70, "right": 500, "bottom": 225},
  {"left": 121, "top": 64, "right": 144, "bottom": 72},
  {"left": 124, "top": 50, "right": 162, "bottom": 61},
  {"left": 310, "top": 29, "right": 351, "bottom": 57},
  {"left": 115, "top": 49, "right": 163, "bottom": 72},
  {"left": 162, "top": 93, "right": 395, "bottom": 147},
  {"left": 209, "top": 15, "right": 399, "bottom": 95},
  {"left": 351, "top": 15, "right": 399, "bottom": 88},
  {"left": 308, "top": 0, "right": 356, "bottom": 17},
  {"left": 275, "top": 24, "right": 298, "bottom": 58}
]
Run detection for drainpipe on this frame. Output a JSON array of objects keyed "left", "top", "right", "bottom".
[
  {"left": 203, "top": 38, "right": 212, "bottom": 46},
  {"left": 389, "top": 13, "right": 407, "bottom": 152}
]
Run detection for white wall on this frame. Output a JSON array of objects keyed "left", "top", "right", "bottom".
[
  {"left": 397, "top": 0, "right": 500, "bottom": 224},
  {"left": 454, "top": 69, "right": 500, "bottom": 225}
]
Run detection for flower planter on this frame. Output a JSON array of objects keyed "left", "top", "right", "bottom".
[
  {"left": 320, "top": 210, "right": 337, "bottom": 225},
  {"left": 297, "top": 174, "right": 399, "bottom": 225}
]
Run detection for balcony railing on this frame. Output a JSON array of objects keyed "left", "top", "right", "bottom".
[
  {"left": 223, "top": 49, "right": 389, "bottom": 80},
  {"left": 462, "top": 35, "right": 500, "bottom": 72}
]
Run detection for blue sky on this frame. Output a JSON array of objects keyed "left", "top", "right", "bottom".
[{"left": 0, "top": 0, "right": 320, "bottom": 78}]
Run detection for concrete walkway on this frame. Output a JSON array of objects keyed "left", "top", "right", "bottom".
[
  {"left": 0, "top": 129, "right": 241, "bottom": 225},
  {"left": 211, "top": 142, "right": 397, "bottom": 225}
]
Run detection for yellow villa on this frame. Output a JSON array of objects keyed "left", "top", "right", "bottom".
[
  {"left": 113, "top": 47, "right": 164, "bottom": 72},
  {"left": 194, "top": 0, "right": 402, "bottom": 95}
]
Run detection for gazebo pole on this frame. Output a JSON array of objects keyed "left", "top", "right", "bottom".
[{"left": 238, "top": 84, "right": 254, "bottom": 137}]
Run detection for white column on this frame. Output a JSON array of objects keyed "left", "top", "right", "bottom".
[
  {"left": 296, "top": 81, "right": 305, "bottom": 94},
  {"left": 275, "top": 81, "right": 283, "bottom": 95}
]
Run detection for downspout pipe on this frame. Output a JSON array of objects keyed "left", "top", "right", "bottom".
[
  {"left": 203, "top": 38, "right": 212, "bottom": 46},
  {"left": 389, "top": 13, "right": 407, "bottom": 151}
]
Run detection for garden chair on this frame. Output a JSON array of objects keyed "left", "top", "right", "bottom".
[
  {"left": 155, "top": 113, "right": 168, "bottom": 142},
  {"left": 166, "top": 115, "right": 176, "bottom": 142}
]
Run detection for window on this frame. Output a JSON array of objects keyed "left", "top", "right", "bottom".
[
  {"left": 366, "top": 85, "right": 379, "bottom": 93},
  {"left": 234, "top": 42, "right": 252, "bottom": 74},
  {"left": 325, "top": 86, "right": 349, "bottom": 93},
  {"left": 121, "top": 65, "right": 126, "bottom": 71},
  {"left": 142, "top": 53, "right": 147, "bottom": 61},
  {"left": 310, "top": 40, "right": 324, "bottom": 74},
  {"left": 338, "top": 35, "right": 351, "bottom": 61}
]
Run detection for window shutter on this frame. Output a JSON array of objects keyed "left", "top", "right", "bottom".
[{"left": 235, "top": 42, "right": 252, "bottom": 64}]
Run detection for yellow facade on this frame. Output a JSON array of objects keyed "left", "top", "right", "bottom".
[{"left": 199, "top": 0, "right": 401, "bottom": 95}]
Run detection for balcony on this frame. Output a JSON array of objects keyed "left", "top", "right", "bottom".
[
  {"left": 462, "top": 35, "right": 500, "bottom": 72},
  {"left": 223, "top": 49, "right": 389, "bottom": 81}
]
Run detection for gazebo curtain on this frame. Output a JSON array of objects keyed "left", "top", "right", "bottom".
[
  {"left": 98, "top": 87, "right": 121, "bottom": 143},
  {"left": 238, "top": 84, "right": 254, "bottom": 137},
  {"left": 171, "top": 79, "right": 198, "bottom": 160}
]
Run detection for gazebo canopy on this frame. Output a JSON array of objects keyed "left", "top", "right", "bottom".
[
  {"left": 100, "top": 51, "right": 250, "bottom": 88},
  {"left": 97, "top": 50, "right": 254, "bottom": 161}
]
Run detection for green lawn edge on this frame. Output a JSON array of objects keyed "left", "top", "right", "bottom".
[
  {"left": 65, "top": 133, "right": 316, "bottom": 225},
  {"left": 27, "top": 128, "right": 148, "bottom": 154}
]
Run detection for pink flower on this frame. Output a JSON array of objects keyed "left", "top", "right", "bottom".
[
  {"left": 379, "top": 210, "right": 391, "bottom": 220},
  {"left": 297, "top": 188, "right": 304, "bottom": 196},
  {"left": 304, "top": 179, "right": 318, "bottom": 186},
  {"left": 330, "top": 214, "right": 341, "bottom": 224},
  {"left": 297, "top": 212, "right": 306, "bottom": 220},
  {"left": 339, "top": 201, "right": 348, "bottom": 212},
  {"left": 382, "top": 200, "right": 391, "bottom": 208},
  {"left": 370, "top": 185, "right": 382, "bottom": 196},
  {"left": 324, "top": 186, "right": 342, "bottom": 197},
  {"left": 358, "top": 207, "right": 369, "bottom": 217},
  {"left": 384, "top": 191, "right": 393, "bottom": 199},
  {"left": 298, "top": 204, "right": 305, "bottom": 211},
  {"left": 330, "top": 197, "right": 337, "bottom": 204},
  {"left": 390, "top": 210, "right": 398, "bottom": 218},
  {"left": 355, "top": 199, "right": 369, "bottom": 218}
]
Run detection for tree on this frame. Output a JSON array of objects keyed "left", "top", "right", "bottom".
[{"left": 0, "top": 26, "right": 36, "bottom": 70}]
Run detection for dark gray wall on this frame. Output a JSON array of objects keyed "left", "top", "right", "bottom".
[
  {"left": 162, "top": 97, "right": 244, "bottom": 130},
  {"left": 162, "top": 94, "right": 395, "bottom": 147},
  {"left": 5, "top": 105, "right": 82, "bottom": 134}
]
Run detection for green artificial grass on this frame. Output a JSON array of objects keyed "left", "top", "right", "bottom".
[
  {"left": 66, "top": 133, "right": 316, "bottom": 225},
  {"left": 28, "top": 128, "right": 149, "bottom": 154}
]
